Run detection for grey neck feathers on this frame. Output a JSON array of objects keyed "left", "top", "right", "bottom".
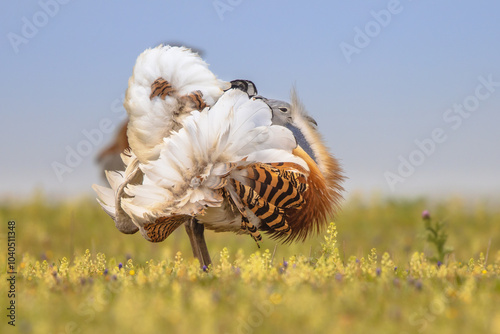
[{"left": 285, "top": 123, "right": 318, "bottom": 164}]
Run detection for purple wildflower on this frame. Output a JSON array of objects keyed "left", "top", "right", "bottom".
[
  {"left": 103, "top": 269, "right": 109, "bottom": 275},
  {"left": 283, "top": 261, "right": 288, "bottom": 269},
  {"left": 118, "top": 263, "right": 123, "bottom": 269},
  {"left": 437, "top": 261, "right": 443, "bottom": 268},
  {"left": 422, "top": 210, "right": 431, "bottom": 220},
  {"left": 202, "top": 265, "right": 208, "bottom": 272},
  {"left": 376, "top": 267, "right": 382, "bottom": 276}
]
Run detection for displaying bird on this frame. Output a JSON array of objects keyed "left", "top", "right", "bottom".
[{"left": 93, "top": 45, "right": 344, "bottom": 267}]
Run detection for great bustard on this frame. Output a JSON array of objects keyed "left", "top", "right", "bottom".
[{"left": 93, "top": 45, "right": 344, "bottom": 267}]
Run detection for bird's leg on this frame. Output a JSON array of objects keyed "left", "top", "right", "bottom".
[
  {"left": 184, "top": 217, "right": 212, "bottom": 268},
  {"left": 224, "top": 181, "right": 262, "bottom": 245}
]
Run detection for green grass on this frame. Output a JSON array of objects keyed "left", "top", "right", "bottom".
[{"left": 1, "top": 194, "right": 499, "bottom": 334}]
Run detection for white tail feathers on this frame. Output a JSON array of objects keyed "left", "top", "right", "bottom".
[
  {"left": 92, "top": 152, "right": 140, "bottom": 234},
  {"left": 125, "top": 45, "right": 230, "bottom": 163}
]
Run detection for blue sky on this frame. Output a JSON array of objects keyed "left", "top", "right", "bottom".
[{"left": 1, "top": 0, "right": 499, "bottom": 201}]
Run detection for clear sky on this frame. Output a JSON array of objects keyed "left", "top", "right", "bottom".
[{"left": 1, "top": 0, "right": 499, "bottom": 201}]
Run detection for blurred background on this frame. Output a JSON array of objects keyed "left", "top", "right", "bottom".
[{"left": 1, "top": 0, "right": 499, "bottom": 202}]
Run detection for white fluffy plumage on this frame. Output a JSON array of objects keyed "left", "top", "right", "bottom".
[
  {"left": 94, "top": 45, "right": 230, "bottom": 237},
  {"left": 120, "top": 89, "right": 308, "bottom": 240},
  {"left": 92, "top": 152, "right": 141, "bottom": 234},
  {"left": 125, "top": 45, "right": 230, "bottom": 163}
]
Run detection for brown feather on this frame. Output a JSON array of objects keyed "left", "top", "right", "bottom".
[
  {"left": 96, "top": 121, "right": 130, "bottom": 162},
  {"left": 178, "top": 90, "right": 208, "bottom": 111},
  {"left": 143, "top": 215, "right": 190, "bottom": 242},
  {"left": 150, "top": 77, "right": 176, "bottom": 100},
  {"left": 264, "top": 146, "right": 344, "bottom": 243},
  {"left": 233, "top": 178, "right": 291, "bottom": 234}
]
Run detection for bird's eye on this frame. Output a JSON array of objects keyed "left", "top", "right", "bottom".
[{"left": 279, "top": 107, "right": 289, "bottom": 113}]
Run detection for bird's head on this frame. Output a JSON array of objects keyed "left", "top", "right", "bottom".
[
  {"left": 256, "top": 92, "right": 319, "bottom": 168},
  {"left": 265, "top": 99, "right": 293, "bottom": 125}
]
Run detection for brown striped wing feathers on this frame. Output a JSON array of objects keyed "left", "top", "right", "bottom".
[
  {"left": 143, "top": 215, "right": 190, "bottom": 242},
  {"left": 150, "top": 77, "right": 175, "bottom": 100},
  {"left": 229, "top": 162, "right": 309, "bottom": 242},
  {"left": 267, "top": 146, "right": 344, "bottom": 243},
  {"left": 240, "top": 163, "right": 308, "bottom": 210},
  {"left": 149, "top": 77, "right": 208, "bottom": 111}
]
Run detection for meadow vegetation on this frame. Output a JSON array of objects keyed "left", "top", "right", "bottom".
[{"left": 1, "top": 193, "right": 499, "bottom": 334}]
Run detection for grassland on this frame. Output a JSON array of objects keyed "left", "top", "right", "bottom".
[{"left": 1, "top": 193, "right": 499, "bottom": 334}]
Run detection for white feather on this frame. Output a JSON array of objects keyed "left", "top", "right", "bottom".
[
  {"left": 197, "top": 205, "right": 242, "bottom": 233},
  {"left": 105, "top": 170, "right": 124, "bottom": 191},
  {"left": 93, "top": 182, "right": 114, "bottom": 202},
  {"left": 123, "top": 89, "right": 308, "bottom": 233},
  {"left": 125, "top": 45, "right": 230, "bottom": 163},
  {"left": 245, "top": 148, "right": 309, "bottom": 171},
  {"left": 92, "top": 152, "right": 141, "bottom": 234}
]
